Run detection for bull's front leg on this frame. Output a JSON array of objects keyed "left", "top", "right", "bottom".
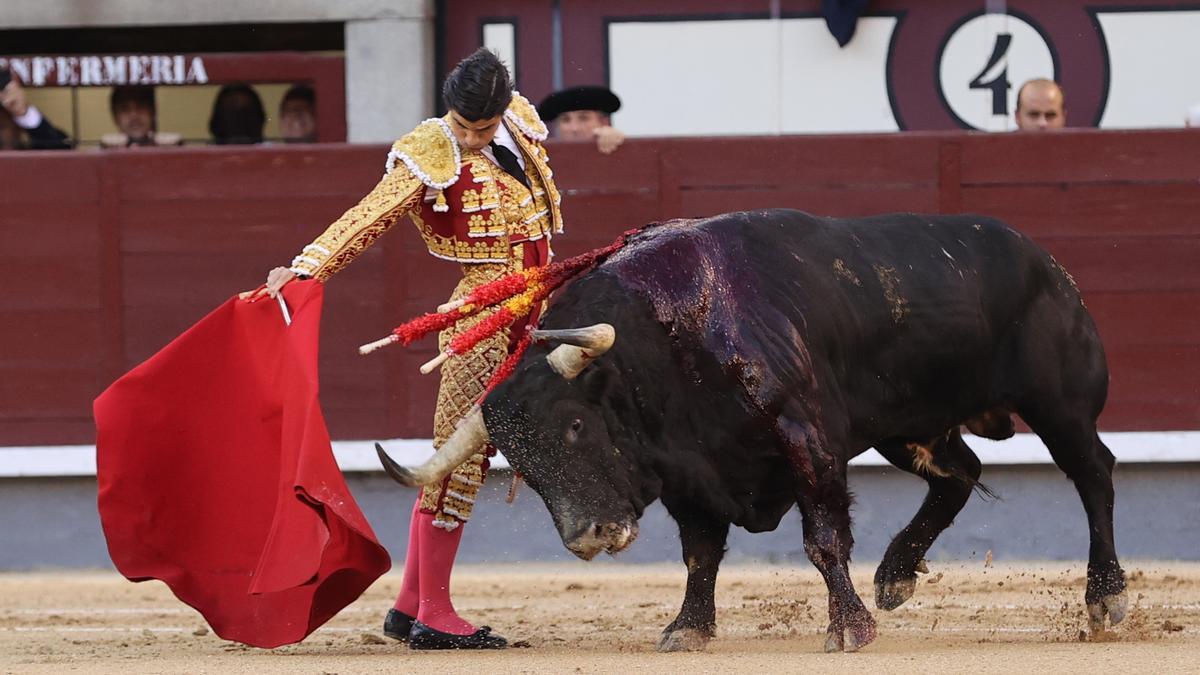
[
  {"left": 797, "top": 490, "right": 877, "bottom": 653},
  {"left": 657, "top": 509, "right": 730, "bottom": 652},
  {"left": 779, "top": 419, "right": 876, "bottom": 653}
]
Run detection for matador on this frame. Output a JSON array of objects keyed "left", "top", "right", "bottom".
[{"left": 247, "top": 48, "right": 561, "bottom": 650}]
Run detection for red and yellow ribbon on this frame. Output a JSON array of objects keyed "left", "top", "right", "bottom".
[{"left": 360, "top": 228, "right": 642, "bottom": 388}]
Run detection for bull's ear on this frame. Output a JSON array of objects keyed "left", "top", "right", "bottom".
[
  {"left": 581, "top": 362, "right": 634, "bottom": 414},
  {"left": 576, "top": 357, "right": 611, "bottom": 394}
]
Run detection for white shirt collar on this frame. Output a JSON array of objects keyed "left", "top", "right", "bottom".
[
  {"left": 480, "top": 121, "right": 525, "bottom": 170},
  {"left": 13, "top": 105, "right": 44, "bottom": 130}
]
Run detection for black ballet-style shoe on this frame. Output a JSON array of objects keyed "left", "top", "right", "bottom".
[
  {"left": 383, "top": 609, "right": 415, "bottom": 642},
  {"left": 408, "top": 620, "right": 508, "bottom": 650}
]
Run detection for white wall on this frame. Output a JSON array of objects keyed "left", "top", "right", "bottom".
[
  {"left": 482, "top": 22, "right": 518, "bottom": 86},
  {"left": 5, "top": 431, "right": 1199, "bottom": 477},
  {"left": 1097, "top": 11, "right": 1200, "bottom": 129},
  {"left": 610, "top": 10, "right": 1200, "bottom": 135},
  {"left": 609, "top": 17, "right": 900, "bottom": 136}
]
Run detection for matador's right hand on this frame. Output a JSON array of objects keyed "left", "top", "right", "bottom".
[{"left": 239, "top": 267, "right": 296, "bottom": 302}]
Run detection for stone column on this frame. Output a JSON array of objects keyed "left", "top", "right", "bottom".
[{"left": 345, "top": 16, "right": 434, "bottom": 143}]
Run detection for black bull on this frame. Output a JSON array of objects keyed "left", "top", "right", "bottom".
[{"left": 380, "top": 209, "right": 1127, "bottom": 652}]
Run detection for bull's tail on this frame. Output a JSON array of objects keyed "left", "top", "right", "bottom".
[{"left": 952, "top": 467, "right": 999, "bottom": 501}]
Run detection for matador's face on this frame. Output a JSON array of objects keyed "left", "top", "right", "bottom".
[{"left": 448, "top": 110, "right": 502, "bottom": 152}]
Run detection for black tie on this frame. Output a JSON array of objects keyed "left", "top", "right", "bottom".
[{"left": 489, "top": 141, "right": 531, "bottom": 190}]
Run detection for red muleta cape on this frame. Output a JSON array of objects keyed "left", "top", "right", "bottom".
[{"left": 94, "top": 281, "right": 391, "bottom": 648}]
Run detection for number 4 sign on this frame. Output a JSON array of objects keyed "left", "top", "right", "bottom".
[{"left": 938, "top": 11, "right": 1058, "bottom": 131}]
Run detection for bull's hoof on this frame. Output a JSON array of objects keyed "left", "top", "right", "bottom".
[
  {"left": 823, "top": 614, "right": 877, "bottom": 653},
  {"left": 874, "top": 576, "right": 917, "bottom": 611},
  {"left": 873, "top": 559, "right": 927, "bottom": 611},
  {"left": 656, "top": 627, "right": 711, "bottom": 652},
  {"left": 845, "top": 615, "right": 877, "bottom": 652},
  {"left": 823, "top": 628, "right": 844, "bottom": 653},
  {"left": 1087, "top": 591, "right": 1129, "bottom": 634}
]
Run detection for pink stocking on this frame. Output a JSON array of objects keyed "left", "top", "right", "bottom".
[
  {"left": 414, "top": 510, "right": 475, "bottom": 635},
  {"left": 391, "top": 498, "right": 422, "bottom": 616}
]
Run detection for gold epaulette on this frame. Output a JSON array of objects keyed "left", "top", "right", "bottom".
[
  {"left": 385, "top": 118, "right": 462, "bottom": 189},
  {"left": 504, "top": 92, "right": 548, "bottom": 142}
]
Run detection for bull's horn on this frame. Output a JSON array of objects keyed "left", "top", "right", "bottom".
[
  {"left": 531, "top": 323, "right": 616, "bottom": 379},
  {"left": 375, "top": 405, "right": 488, "bottom": 486}
]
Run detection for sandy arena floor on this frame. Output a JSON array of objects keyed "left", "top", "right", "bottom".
[{"left": 2, "top": 562, "right": 1198, "bottom": 674}]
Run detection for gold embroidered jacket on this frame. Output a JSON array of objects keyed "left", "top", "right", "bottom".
[{"left": 288, "top": 93, "right": 563, "bottom": 280}]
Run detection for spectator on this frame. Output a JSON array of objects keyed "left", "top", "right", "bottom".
[
  {"left": 537, "top": 85, "right": 625, "bottom": 154},
  {"left": 101, "top": 86, "right": 181, "bottom": 148},
  {"left": 0, "top": 108, "right": 23, "bottom": 150},
  {"left": 1014, "top": 79, "right": 1066, "bottom": 131},
  {"left": 0, "top": 69, "right": 72, "bottom": 150},
  {"left": 1186, "top": 103, "right": 1200, "bottom": 128},
  {"left": 279, "top": 84, "right": 317, "bottom": 143},
  {"left": 209, "top": 83, "right": 266, "bottom": 145}
]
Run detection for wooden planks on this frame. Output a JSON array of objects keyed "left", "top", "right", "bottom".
[
  {"left": 959, "top": 129, "right": 1200, "bottom": 185},
  {"left": 2, "top": 130, "right": 1198, "bottom": 447},
  {"left": 963, "top": 184, "right": 1200, "bottom": 238}
]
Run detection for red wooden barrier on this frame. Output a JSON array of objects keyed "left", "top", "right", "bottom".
[{"left": 1, "top": 128, "right": 1197, "bottom": 446}]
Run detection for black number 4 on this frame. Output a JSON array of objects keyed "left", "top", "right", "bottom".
[{"left": 969, "top": 33, "right": 1013, "bottom": 115}]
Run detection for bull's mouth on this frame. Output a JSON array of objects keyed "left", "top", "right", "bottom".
[{"left": 564, "top": 520, "right": 639, "bottom": 560}]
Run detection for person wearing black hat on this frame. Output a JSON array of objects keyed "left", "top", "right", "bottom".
[{"left": 537, "top": 85, "right": 625, "bottom": 154}]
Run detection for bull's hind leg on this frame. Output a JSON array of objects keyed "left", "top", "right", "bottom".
[
  {"left": 873, "top": 429, "right": 985, "bottom": 610},
  {"left": 1023, "top": 413, "right": 1127, "bottom": 632},
  {"left": 657, "top": 509, "right": 730, "bottom": 652}
]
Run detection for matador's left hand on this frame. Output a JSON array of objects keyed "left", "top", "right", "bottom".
[{"left": 239, "top": 267, "right": 296, "bottom": 302}]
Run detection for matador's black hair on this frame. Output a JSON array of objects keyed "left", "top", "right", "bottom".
[{"left": 442, "top": 48, "right": 513, "bottom": 121}]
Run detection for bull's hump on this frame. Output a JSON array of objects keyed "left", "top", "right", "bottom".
[
  {"left": 606, "top": 210, "right": 792, "bottom": 266},
  {"left": 607, "top": 216, "right": 763, "bottom": 296}
]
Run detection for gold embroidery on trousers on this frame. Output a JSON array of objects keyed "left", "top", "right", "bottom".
[{"left": 420, "top": 262, "right": 513, "bottom": 526}]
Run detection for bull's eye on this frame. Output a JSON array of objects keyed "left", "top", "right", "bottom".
[{"left": 565, "top": 418, "right": 582, "bottom": 444}]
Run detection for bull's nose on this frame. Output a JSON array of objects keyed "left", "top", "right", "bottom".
[
  {"left": 613, "top": 522, "right": 639, "bottom": 552},
  {"left": 565, "top": 522, "right": 604, "bottom": 560},
  {"left": 564, "top": 521, "right": 638, "bottom": 560}
]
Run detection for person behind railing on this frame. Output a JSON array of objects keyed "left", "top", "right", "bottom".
[
  {"left": 279, "top": 83, "right": 317, "bottom": 144},
  {"left": 101, "top": 86, "right": 182, "bottom": 149},
  {"left": 209, "top": 83, "right": 266, "bottom": 145},
  {"left": 1014, "top": 78, "right": 1066, "bottom": 132},
  {"left": 537, "top": 85, "right": 625, "bottom": 154},
  {"left": 0, "top": 67, "right": 71, "bottom": 150}
]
